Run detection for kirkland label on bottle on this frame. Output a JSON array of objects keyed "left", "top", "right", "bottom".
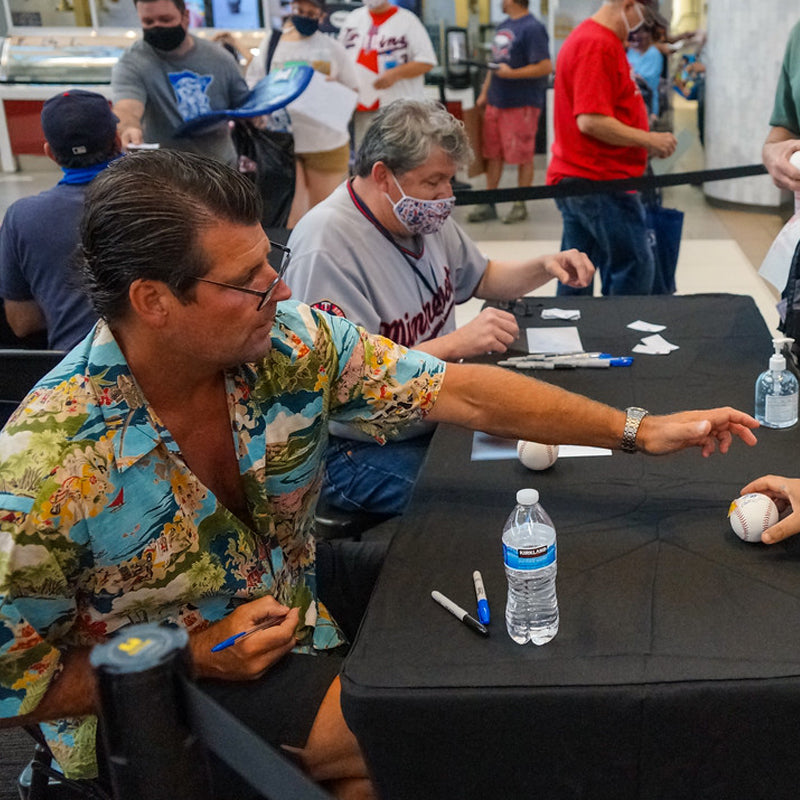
[
  {"left": 503, "top": 543, "right": 556, "bottom": 570},
  {"left": 766, "top": 393, "right": 798, "bottom": 425}
]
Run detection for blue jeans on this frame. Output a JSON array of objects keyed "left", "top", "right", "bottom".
[
  {"left": 555, "top": 190, "right": 655, "bottom": 296},
  {"left": 321, "top": 432, "right": 434, "bottom": 515}
]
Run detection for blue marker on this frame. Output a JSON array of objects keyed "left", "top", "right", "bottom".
[{"left": 472, "top": 570, "right": 491, "bottom": 625}]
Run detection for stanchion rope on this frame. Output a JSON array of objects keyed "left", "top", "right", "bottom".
[{"left": 454, "top": 163, "right": 768, "bottom": 206}]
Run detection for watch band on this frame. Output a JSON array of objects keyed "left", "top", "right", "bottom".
[{"left": 621, "top": 407, "right": 649, "bottom": 453}]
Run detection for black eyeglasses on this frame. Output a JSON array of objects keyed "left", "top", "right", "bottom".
[{"left": 191, "top": 240, "right": 291, "bottom": 310}]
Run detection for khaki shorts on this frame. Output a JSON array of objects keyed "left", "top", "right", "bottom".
[{"left": 297, "top": 142, "right": 350, "bottom": 173}]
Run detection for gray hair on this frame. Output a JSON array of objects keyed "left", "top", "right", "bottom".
[
  {"left": 78, "top": 149, "right": 262, "bottom": 324},
  {"left": 354, "top": 99, "right": 472, "bottom": 178}
]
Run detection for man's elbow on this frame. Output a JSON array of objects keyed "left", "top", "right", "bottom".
[
  {"left": 4, "top": 303, "right": 46, "bottom": 338},
  {"left": 576, "top": 115, "right": 597, "bottom": 136}
]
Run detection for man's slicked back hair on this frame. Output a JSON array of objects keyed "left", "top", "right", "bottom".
[{"left": 78, "top": 149, "right": 262, "bottom": 323}]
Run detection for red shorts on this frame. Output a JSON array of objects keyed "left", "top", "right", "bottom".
[{"left": 482, "top": 104, "right": 540, "bottom": 164}]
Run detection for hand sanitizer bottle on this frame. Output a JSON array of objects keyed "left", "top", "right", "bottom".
[{"left": 755, "top": 337, "right": 799, "bottom": 428}]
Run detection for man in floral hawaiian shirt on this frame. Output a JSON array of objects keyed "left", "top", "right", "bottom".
[{"left": 0, "top": 149, "right": 759, "bottom": 799}]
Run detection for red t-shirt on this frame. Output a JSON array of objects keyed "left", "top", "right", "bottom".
[{"left": 546, "top": 19, "right": 649, "bottom": 184}]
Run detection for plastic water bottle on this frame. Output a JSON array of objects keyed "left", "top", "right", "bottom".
[{"left": 502, "top": 488, "right": 559, "bottom": 645}]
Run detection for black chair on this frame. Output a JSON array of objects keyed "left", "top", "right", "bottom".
[
  {"left": 314, "top": 494, "right": 395, "bottom": 541},
  {"left": 17, "top": 726, "right": 111, "bottom": 800},
  {"left": 0, "top": 349, "right": 65, "bottom": 427}
]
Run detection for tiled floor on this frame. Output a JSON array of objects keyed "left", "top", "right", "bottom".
[{"left": 0, "top": 95, "right": 793, "bottom": 800}]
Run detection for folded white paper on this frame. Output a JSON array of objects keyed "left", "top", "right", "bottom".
[
  {"left": 541, "top": 308, "right": 581, "bottom": 321},
  {"left": 628, "top": 319, "right": 666, "bottom": 332},
  {"left": 632, "top": 333, "right": 679, "bottom": 355}
]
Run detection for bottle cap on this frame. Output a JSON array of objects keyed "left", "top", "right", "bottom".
[{"left": 516, "top": 488, "right": 539, "bottom": 505}]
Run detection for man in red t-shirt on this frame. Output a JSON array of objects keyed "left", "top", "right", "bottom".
[{"left": 546, "top": 0, "right": 676, "bottom": 295}]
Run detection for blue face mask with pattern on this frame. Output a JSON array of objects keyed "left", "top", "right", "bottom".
[{"left": 385, "top": 173, "right": 456, "bottom": 236}]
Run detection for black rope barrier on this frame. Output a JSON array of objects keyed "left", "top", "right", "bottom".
[{"left": 454, "top": 163, "right": 768, "bottom": 206}]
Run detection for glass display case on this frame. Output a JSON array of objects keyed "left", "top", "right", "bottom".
[
  {"left": 0, "top": 0, "right": 270, "bottom": 170},
  {"left": 0, "top": 32, "right": 134, "bottom": 83}
]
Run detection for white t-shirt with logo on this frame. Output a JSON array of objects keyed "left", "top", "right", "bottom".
[{"left": 337, "top": 5, "right": 437, "bottom": 111}]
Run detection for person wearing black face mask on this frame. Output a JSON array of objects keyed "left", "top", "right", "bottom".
[
  {"left": 248, "top": 0, "right": 359, "bottom": 225},
  {"left": 111, "top": 0, "right": 250, "bottom": 166}
]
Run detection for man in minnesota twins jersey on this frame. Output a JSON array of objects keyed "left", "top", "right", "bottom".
[
  {"left": 112, "top": 0, "right": 250, "bottom": 165},
  {"left": 287, "top": 99, "right": 595, "bottom": 514}
]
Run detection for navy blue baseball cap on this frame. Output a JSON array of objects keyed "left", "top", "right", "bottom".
[{"left": 41, "top": 89, "right": 119, "bottom": 159}]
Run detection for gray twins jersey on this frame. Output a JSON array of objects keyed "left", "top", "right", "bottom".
[{"left": 286, "top": 181, "right": 487, "bottom": 347}]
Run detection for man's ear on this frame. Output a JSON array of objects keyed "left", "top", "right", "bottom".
[
  {"left": 371, "top": 161, "right": 393, "bottom": 193},
  {"left": 128, "top": 279, "right": 173, "bottom": 328},
  {"left": 43, "top": 142, "right": 58, "bottom": 164}
]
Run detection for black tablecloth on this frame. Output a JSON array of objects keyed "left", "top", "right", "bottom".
[{"left": 341, "top": 295, "right": 800, "bottom": 800}]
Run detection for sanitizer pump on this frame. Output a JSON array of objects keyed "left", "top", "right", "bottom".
[{"left": 755, "top": 337, "right": 799, "bottom": 428}]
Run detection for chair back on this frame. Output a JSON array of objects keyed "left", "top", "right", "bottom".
[{"left": 0, "top": 349, "right": 65, "bottom": 427}]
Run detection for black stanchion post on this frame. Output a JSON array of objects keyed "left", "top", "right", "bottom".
[{"left": 89, "top": 623, "right": 214, "bottom": 800}]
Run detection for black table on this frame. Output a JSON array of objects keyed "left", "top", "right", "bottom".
[{"left": 341, "top": 294, "right": 800, "bottom": 800}]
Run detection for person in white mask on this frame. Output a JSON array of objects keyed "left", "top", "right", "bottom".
[
  {"left": 337, "top": 0, "right": 437, "bottom": 148},
  {"left": 287, "top": 99, "right": 594, "bottom": 515},
  {"left": 546, "top": 0, "right": 677, "bottom": 297}
]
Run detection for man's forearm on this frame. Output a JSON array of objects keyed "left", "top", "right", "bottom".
[
  {"left": 576, "top": 113, "right": 650, "bottom": 149},
  {"left": 504, "top": 59, "right": 552, "bottom": 80},
  {"left": 428, "top": 362, "right": 759, "bottom": 457},
  {"left": 3, "top": 298, "right": 46, "bottom": 338},
  {"left": 764, "top": 125, "right": 798, "bottom": 146},
  {"left": 111, "top": 98, "right": 145, "bottom": 144},
  {"left": 429, "top": 362, "right": 624, "bottom": 448},
  {"left": 474, "top": 258, "right": 551, "bottom": 300},
  {"left": 1, "top": 648, "right": 98, "bottom": 728},
  {"left": 389, "top": 61, "right": 433, "bottom": 80}
]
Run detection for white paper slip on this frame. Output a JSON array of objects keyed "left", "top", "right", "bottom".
[
  {"left": 470, "top": 432, "right": 612, "bottom": 461},
  {"left": 541, "top": 308, "right": 581, "bottom": 321},
  {"left": 471, "top": 432, "right": 517, "bottom": 461},
  {"left": 633, "top": 333, "right": 679, "bottom": 355},
  {"left": 559, "top": 445, "right": 612, "bottom": 458},
  {"left": 526, "top": 326, "right": 583, "bottom": 355},
  {"left": 287, "top": 71, "right": 357, "bottom": 136},
  {"left": 628, "top": 320, "right": 666, "bottom": 333}
]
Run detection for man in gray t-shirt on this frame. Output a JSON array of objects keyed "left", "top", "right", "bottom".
[
  {"left": 288, "top": 99, "right": 595, "bottom": 515},
  {"left": 111, "top": 0, "right": 249, "bottom": 166}
]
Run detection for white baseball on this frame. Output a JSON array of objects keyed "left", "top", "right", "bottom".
[
  {"left": 790, "top": 150, "right": 800, "bottom": 171},
  {"left": 517, "top": 440, "right": 559, "bottom": 471},
  {"left": 728, "top": 493, "right": 779, "bottom": 543}
]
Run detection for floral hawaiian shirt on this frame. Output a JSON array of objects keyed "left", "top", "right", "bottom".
[{"left": 0, "top": 300, "right": 445, "bottom": 778}]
